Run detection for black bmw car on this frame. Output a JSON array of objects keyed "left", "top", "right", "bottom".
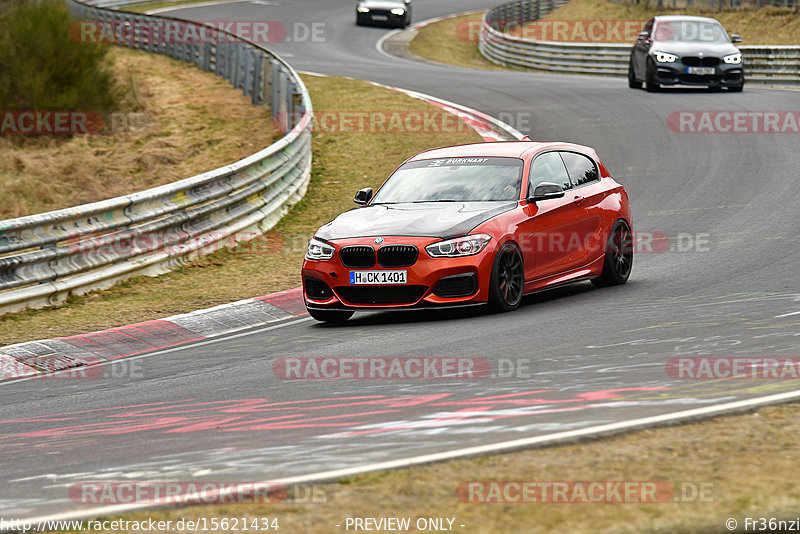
[
  {"left": 356, "top": 0, "right": 412, "bottom": 28},
  {"left": 629, "top": 15, "right": 744, "bottom": 92}
]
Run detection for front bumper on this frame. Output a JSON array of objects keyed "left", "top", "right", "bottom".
[
  {"left": 653, "top": 60, "right": 744, "bottom": 87},
  {"left": 356, "top": 10, "right": 407, "bottom": 26},
  {"left": 302, "top": 236, "right": 495, "bottom": 311}
]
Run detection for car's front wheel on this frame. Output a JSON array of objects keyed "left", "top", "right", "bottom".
[
  {"left": 729, "top": 84, "right": 744, "bottom": 92},
  {"left": 645, "top": 60, "right": 659, "bottom": 92},
  {"left": 307, "top": 308, "right": 354, "bottom": 323},
  {"left": 628, "top": 59, "right": 641, "bottom": 89},
  {"left": 488, "top": 243, "right": 524, "bottom": 312},
  {"left": 591, "top": 220, "right": 633, "bottom": 287}
]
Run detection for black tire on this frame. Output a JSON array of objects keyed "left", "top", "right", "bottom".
[
  {"left": 488, "top": 243, "right": 524, "bottom": 312},
  {"left": 307, "top": 308, "right": 354, "bottom": 323},
  {"left": 729, "top": 85, "right": 744, "bottom": 92},
  {"left": 591, "top": 220, "right": 633, "bottom": 287},
  {"left": 628, "top": 59, "right": 641, "bottom": 89},
  {"left": 645, "top": 60, "right": 659, "bottom": 92}
]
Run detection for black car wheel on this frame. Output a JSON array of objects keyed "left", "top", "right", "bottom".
[
  {"left": 628, "top": 59, "right": 641, "bottom": 89},
  {"left": 489, "top": 243, "right": 524, "bottom": 311},
  {"left": 645, "top": 60, "right": 659, "bottom": 92},
  {"left": 591, "top": 220, "right": 633, "bottom": 287},
  {"left": 307, "top": 308, "right": 354, "bottom": 323},
  {"left": 729, "top": 85, "right": 744, "bottom": 92}
]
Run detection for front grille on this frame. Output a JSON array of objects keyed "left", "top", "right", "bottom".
[
  {"left": 335, "top": 285, "right": 427, "bottom": 305},
  {"left": 377, "top": 245, "right": 418, "bottom": 268},
  {"left": 683, "top": 56, "right": 720, "bottom": 67},
  {"left": 433, "top": 273, "right": 478, "bottom": 298},
  {"left": 305, "top": 277, "right": 333, "bottom": 300},
  {"left": 340, "top": 246, "right": 375, "bottom": 268}
]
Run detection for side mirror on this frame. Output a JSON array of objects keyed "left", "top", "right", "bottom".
[
  {"left": 731, "top": 34, "right": 742, "bottom": 43},
  {"left": 527, "top": 182, "right": 565, "bottom": 203},
  {"left": 637, "top": 31, "right": 650, "bottom": 42},
  {"left": 354, "top": 187, "right": 373, "bottom": 205}
]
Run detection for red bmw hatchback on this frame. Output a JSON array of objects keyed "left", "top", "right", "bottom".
[{"left": 302, "top": 141, "right": 632, "bottom": 323}]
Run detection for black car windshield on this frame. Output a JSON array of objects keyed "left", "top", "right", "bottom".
[
  {"left": 653, "top": 20, "right": 729, "bottom": 43},
  {"left": 371, "top": 157, "right": 524, "bottom": 203}
]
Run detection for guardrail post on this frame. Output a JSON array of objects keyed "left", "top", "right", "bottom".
[{"left": 243, "top": 47, "right": 254, "bottom": 98}]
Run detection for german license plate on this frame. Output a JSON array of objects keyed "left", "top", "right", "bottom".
[
  {"left": 687, "top": 67, "right": 715, "bottom": 75},
  {"left": 371, "top": 14, "right": 388, "bottom": 21},
  {"left": 350, "top": 270, "right": 407, "bottom": 285}
]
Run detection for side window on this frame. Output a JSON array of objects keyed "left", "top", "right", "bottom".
[
  {"left": 643, "top": 19, "right": 654, "bottom": 35},
  {"left": 560, "top": 152, "right": 599, "bottom": 188},
  {"left": 529, "top": 152, "right": 571, "bottom": 194}
]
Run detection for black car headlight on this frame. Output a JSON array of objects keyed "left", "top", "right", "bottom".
[
  {"left": 426, "top": 234, "right": 491, "bottom": 258},
  {"left": 306, "top": 238, "right": 335, "bottom": 260}
]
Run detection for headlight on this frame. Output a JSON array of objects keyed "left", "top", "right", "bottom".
[
  {"left": 723, "top": 53, "right": 742, "bottom": 64},
  {"left": 305, "top": 238, "right": 335, "bottom": 260},
  {"left": 426, "top": 234, "right": 491, "bottom": 258},
  {"left": 357, "top": 6, "right": 370, "bottom": 12},
  {"left": 390, "top": 7, "right": 405, "bottom": 15},
  {"left": 654, "top": 52, "right": 678, "bottom": 63}
]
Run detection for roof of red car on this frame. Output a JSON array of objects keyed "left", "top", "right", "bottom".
[{"left": 407, "top": 141, "right": 596, "bottom": 161}]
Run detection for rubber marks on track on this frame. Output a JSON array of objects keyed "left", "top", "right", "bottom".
[{"left": 0, "top": 290, "right": 307, "bottom": 380}]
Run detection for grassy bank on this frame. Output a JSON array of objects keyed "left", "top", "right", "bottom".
[{"left": 0, "top": 47, "right": 279, "bottom": 219}]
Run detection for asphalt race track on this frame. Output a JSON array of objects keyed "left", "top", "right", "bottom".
[{"left": 2, "top": 0, "right": 800, "bottom": 521}]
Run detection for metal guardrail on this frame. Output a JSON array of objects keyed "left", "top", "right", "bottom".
[
  {"left": 479, "top": 0, "right": 800, "bottom": 86},
  {"left": 0, "top": 0, "right": 313, "bottom": 314}
]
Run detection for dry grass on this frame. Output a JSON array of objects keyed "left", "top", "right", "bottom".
[
  {"left": 0, "top": 47, "right": 280, "bottom": 220},
  {"left": 0, "top": 74, "right": 482, "bottom": 345},
  {"left": 47, "top": 401, "right": 800, "bottom": 533},
  {"left": 407, "top": 13, "right": 507, "bottom": 71},
  {"left": 526, "top": 0, "right": 800, "bottom": 45}
]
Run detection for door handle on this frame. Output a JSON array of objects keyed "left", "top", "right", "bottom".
[{"left": 572, "top": 195, "right": 584, "bottom": 204}]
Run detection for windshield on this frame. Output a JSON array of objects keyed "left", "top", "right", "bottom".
[
  {"left": 653, "top": 20, "right": 729, "bottom": 43},
  {"left": 371, "top": 157, "right": 524, "bottom": 203}
]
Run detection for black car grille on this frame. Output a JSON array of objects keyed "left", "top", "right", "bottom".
[
  {"left": 335, "top": 285, "right": 427, "bottom": 305},
  {"left": 340, "top": 246, "right": 375, "bottom": 268},
  {"left": 305, "top": 277, "right": 333, "bottom": 300},
  {"left": 377, "top": 245, "right": 418, "bottom": 268},
  {"left": 682, "top": 56, "right": 720, "bottom": 67},
  {"left": 433, "top": 273, "right": 478, "bottom": 298}
]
